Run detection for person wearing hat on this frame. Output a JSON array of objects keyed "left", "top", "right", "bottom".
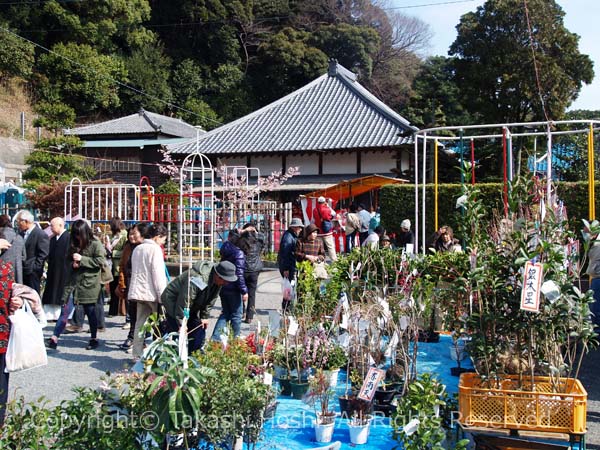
[
  {"left": 381, "top": 234, "right": 394, "bottom": 249},
  {"left": 396, "top": 218, "right": 415, "bottom": 253},
  {"left": 212, "top": 230, "right": 248, "bottom": 342},
  {"left": 161, "top": 260, "right": 237, "bottom": 352},
  {"left": 296, "top": 224, "right": 326, "bottom": 264},
  {"left": 277, "top": 218, "right": 304, "bottom": 311},
  {"left": 312, "top": 196, "right": 337, "bottom": 262}
]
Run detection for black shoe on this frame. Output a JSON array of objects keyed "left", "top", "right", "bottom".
[
  {"left": 46, "top": 338, "right": 57, "bottom": 350},
  {"left": 120, "top": 338, "right": 133, "bottom": 349},
  {"left": 86, "top": 339, "right": 99, "bottom": 350}
]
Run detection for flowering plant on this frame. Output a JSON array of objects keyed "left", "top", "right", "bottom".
[{"left": 303, "top": 369, "right": 336, "bottom": 424}]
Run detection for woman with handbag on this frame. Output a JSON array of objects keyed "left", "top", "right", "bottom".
[
  {"left": 46, "top": 220, "right": 107, "bottom": 351},
  {"left": 295, "top": 224, "right": 328, "bottom": 280}
]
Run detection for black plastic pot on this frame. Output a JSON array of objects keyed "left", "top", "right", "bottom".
[
  {"left": 373, "top": 402, "right": 397, "bottom": 417},
  {"left": 450, "top": 367, "right": 476, "bottom": 377},
  {"left": 275, "top": 377, "right": 292, "bottom": 396},
  {"left": 417, "top": 329, "right": 440, "bottom": 343},
  {"left": 289, "top": 378, "right": 310, "bottom": 399},
  {"left": 374, "top": 388, "right": 397, "bottom": 404},
  {"left": 338, "top": 395, "right": 373, "bottom": 419}
]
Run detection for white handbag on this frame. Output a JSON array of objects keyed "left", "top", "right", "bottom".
[{"left": 5, "top": 301, "right": 48, "bottom": 372}]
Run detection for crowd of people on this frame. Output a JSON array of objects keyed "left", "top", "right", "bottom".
[{"left": 0, "top": 211, "right": 275, "bottom": 423}]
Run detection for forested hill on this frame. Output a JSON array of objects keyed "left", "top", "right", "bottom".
[
  {"left": 0, "top": 0, "right": 431, "bottom": 131},
  {"left": 0, "top": 0, "right": 595, "bottom": 141}
]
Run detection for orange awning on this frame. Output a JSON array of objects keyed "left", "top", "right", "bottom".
[{"left": 303, "top": 174, "right": 407, "bottom": 204}]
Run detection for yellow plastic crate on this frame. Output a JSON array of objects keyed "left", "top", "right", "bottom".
[{"left": 458, "top": 373, "right": 587, "bottom": 434}]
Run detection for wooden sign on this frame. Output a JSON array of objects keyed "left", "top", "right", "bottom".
[
  {"left": 357, "top": 367, "right": 385, "bottom": 402},
  {"left": 520, "top": 262, "right": 543, "bottom": 312}
]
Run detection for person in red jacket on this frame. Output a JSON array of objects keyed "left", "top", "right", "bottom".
[{"left": 312, "top": 196, "right": 337, "bottom": 262}]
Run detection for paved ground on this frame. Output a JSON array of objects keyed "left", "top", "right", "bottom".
[{"left": 9, "top": 267, "right": 600, "bottom": 449}]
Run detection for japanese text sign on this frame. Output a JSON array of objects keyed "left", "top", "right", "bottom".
[
  {"left": 520, "top": 261, "right": 543, "bottom": 312},
  {"left": 358, "top": 367, "right": 385, "bottom": 402}
]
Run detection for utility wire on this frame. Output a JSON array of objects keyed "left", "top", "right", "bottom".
[
  {"left": 523, "top": 0, "right": 550, "bottom": 122},
  {"left": 0, "top": 25, "right": 223, "bottom": 126}
]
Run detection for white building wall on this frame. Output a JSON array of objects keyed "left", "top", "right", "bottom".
[
  {"left": 220, "top": 156, "right": 247, "bottom": 167},
  {"left": 250, "top": 155, "right": 282, "bottom": 176},
  {"left": 361, "top": 150, "right": 396, "bottom": 174},
  {"left": 287, "top": 154, "right": 319, "bottom": 175},
  {"left": 323, "top": 152, "right": 356, "bottom": 174}
]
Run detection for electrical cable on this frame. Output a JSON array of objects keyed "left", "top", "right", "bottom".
[{"left": 0, "top": 25, "right": 223, "bottom": 126}]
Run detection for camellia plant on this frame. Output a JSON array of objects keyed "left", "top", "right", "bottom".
[{"left": 451, "top": 175, "right": 597, "bottom": 389}]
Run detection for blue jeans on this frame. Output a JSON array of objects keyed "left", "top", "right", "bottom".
[
  {"left": 165, "top": 316, "right": 206, "bottom": 353},
  {"left": 346, "top": 231, "right": 357, "bottom": 253},
  {"left": 591, "top": 278, "right": 600, "bottom": 327},
  {"left": 211, "top": 290, "right": 243, "bottom": 341},
  {"left": 53, "top": 295, "right": 75, "bottom": 337}
]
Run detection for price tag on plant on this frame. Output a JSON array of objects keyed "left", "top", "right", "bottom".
[
  {"left": 520, "top": 261, "right": 543, "bottom": 312},
  {"left": 357, "top": 367, "right": 385, "bottom": 402},
  {"left": 287, "top": 316, "right": 299, "bottom": 336}
]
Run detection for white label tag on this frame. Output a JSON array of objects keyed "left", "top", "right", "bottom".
[
  {"left": 190, "top": 276, "right": 207, "bottom": 290},
  {"left": 287, "top": 316, "right": 299, "bottom": 336}
]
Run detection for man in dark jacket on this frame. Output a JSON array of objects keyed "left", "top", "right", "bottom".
[
  {"left": 211, "top": 230, "right": 248, "bottom": 342},
  {"left": 237, "top": 222, "right": 265, "bottom": 324},
  {"left": 277, "top": 217, "right": 304, "bottom": 311},
  {"left": 161, "top": 260, "right": 237, "bottom": 352},
  {"left": 42, "top": 217, "right": 70, "bottom": 320},
  {"left": 15, "top": 210, "right": 49, "bottom": 293}
]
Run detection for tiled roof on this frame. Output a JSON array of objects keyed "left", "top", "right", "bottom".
[
  {"left": 168, "top": 61, "right": 417, "bottom": 155},
  {"left": 65, "top": 109, "right": 200, "bottom": 138}
]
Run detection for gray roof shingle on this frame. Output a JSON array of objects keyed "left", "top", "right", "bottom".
[
  {"left": 65, "top": 109, "right": 200, "bottom": 138},
  {"left": 168, "top": 61, "right": 417, "bottom": 155}
]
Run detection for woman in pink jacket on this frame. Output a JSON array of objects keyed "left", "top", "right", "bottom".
[{"left": 127, "top": 224, "right": 168, "bottom": 360}]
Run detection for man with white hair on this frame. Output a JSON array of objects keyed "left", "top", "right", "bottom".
[
  {"left": 14, "top": 210, "right": 49, "bottom": 293},
  {"left": 396, "top": 218, "right": 415, "bottom": 254},
  {"left": 42, "top": 217, "right": 70, "bottom": 320}
]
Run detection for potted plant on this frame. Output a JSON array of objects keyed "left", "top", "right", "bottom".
[
  {"left": 314, "top": 337, "right": 348, "bottom": 388},
  {"left": 451, "top": 176, "right": 596, "bottom": 434},
  {"left": 347, "top": 397, "right": 373, "bottom": 445},
  {"left": 304, "top": 369, "right": 336, "bottom": 443},
  {"left": 392, "top": 373, "right": 469, "bottom": 450}
]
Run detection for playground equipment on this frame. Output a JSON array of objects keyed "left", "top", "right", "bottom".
[
  {"left": 0, "top": 182, "right": 26, "bottom": 218},
  {"left": 178, "top": 151, "right": 215, "bottom": 273},
  {"left": 414, "top": 120, "right": 600, "bottom": 253},
  {"left": 64, "top": 178, "right": 149, "bottom": 223}
]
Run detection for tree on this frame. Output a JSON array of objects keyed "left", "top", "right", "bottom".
[
  {"left": 23, "top": 136, "right": 95, "bottom": 189},
  {"left": 0, "top": 22, "right": 34, "bottom": 82},
  {"left": 36, "top": 42, "right": 127, "bottom": 116},
  {"left": 120, "top": 42, "right": 173, "bottom": 113},
  {"left": 253, "top": 28, "right": 328, "bottom": 104},
  {"left": 405, "top": 56, "right": 475, "bottom": 129},
  {"left": 449, "top": 0, "right": 594, "bottom": 123},
  {"left": 33, "top": 101, "right": 76, "bottom": 135}
]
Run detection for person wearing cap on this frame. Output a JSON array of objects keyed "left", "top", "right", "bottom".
[
  {"left": 296, "top": 224, "right": 326, "bottom": 264},
  {"left": 396, "top": 219, "right": 415, "bottom": 253},
  {"left": 381, "top": 234, "right": 394, "bottom": 249},
  {"left": 212, "top": 230, "right": 248, "bottom": 342},
  {"left": 161, "top": 260, "right": 237, "bottom": 352},
  {"left": 312, "top": 196, "right": 337, "bottom": 262},
  {"left": 277, "top": 218, "right": 304, "bottom": 311}
]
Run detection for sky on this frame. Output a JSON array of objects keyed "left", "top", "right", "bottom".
[{"left": 393, "top": 0, "right": 600, "bottom": 111}]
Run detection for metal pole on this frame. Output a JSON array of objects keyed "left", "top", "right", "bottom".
[{"left": 546, "top": 123, "right": 552, "bottom": 205}]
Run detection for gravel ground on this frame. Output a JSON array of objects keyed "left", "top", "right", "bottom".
[{"left": 8, "top": 268, "right": 600, "bottom": 449}]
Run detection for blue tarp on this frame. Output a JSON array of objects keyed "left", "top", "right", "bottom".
[{"left": 256, "top": 334, "right": 472, "bottom": 449}]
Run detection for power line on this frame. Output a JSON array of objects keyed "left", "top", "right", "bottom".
[
  {"left": 385, "top": 0, "right": 476, "bottom": 10},
  {"left": 0, "top": 26, "right": 223, "bottom": 126}
]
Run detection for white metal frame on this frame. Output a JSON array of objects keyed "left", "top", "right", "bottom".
[
  {"left": 178, "top": 151, "right": 215, "bottom": 274},
  {"left": 413, "top": 120, "right": 600, "bottom": 253},
  {"left": 64, "top": 177, "right": 147, "bottom": 223}
]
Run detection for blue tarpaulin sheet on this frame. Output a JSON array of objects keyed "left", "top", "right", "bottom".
[{"left": 254, "top": 334, "right": 472, "bottom": 449}]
